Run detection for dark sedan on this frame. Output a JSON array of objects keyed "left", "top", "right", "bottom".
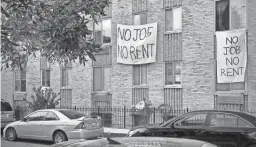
[{"left": 128, "top": 110, "right": 256, "bottom": 147}]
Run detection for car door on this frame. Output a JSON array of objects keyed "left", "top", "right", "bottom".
[
  {"left": 205, "top": 112, "right": 255, "bottom": 147},
  {"left": 16, "top": 111, "right": 48, "bottom": 139},
  {"left": 41, "top": 111, "right": 60, "bottom": 140},
  {"left": 171, "top": 112, "right": 209, "bottom": 140}
]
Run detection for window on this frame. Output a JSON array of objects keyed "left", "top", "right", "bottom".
[
  {"left": 15, "top": 71, "right": 26, "bottom": 92},
  {"left": 132, "top": 0, "right": 148, "bottom": 13},
  {"left": 94, "top": 19, "right": 111, "bottom": 44},
  {"left": 41, "top": 57, "right": 50, "bottom": 87},
  {"left": 58, "top": 110, "right": 85, "bottom": 119},
  {"left": 133, "top": 13, "right": 147, "bottom": 25},
  {"left": 165, "top": 7, "right": 182, "bottom": 31},
  {"left": 215, "top": 0, "right": 246, "bottom": 91},
  {"left": 176, "top": 113, "right": 207, "bottom": 126},
  {"left": 26, "top": 111, "right": 48, "bottom": 121},
  {"left": 210, "top": 113, "right": 253, "bottom": 128},
  {"left": 61, "top": 68, "right": 71, "bottom": 87},
  {"left": 133, "top": 65, "right": 147, "bottom": 85},
  {"left": 45, "top": 112, "right": 59, "bottom": 121},
  {"left": 93, "top": 67, "right": 111, "bottom": 91},
  {"left": 215, "top": 0, "right": 246, "bottom": 31},
  {"left": 165, "top": 62, "right": 181, "bottom": 85},
  {"left": 41, "top": 70, "right": 50, "bottom": 87}
]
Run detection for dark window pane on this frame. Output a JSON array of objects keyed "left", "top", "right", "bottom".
[
  {"left": 165, "top": 9, "right": 173, "bottom": 31},
  {"left": 141, "top": 65, "right": 147, "bottom": 84},
  {"left": 46, "top": 70, "right": 50, "bottom": 87},
  {"left": 133, "top": 65, "right": 140, "bottom": 85},
  {"left": 177, "top": 113, "right": 207, "bottom": 126},
  {"left": 216, "top": 0, "right": 229, "bottom": 31},
  {"left": 61, "top": 69, "right": 68, "bottom": 86},
  {"left": 93, "top": 67, "right": 103, "bottom": 91},
  {"left": 140, "top": 13, "right": 147, "bottom": 25},
  {"left": 26, "top": 111, "right": 48, "bottom": 121},
  {"left": 231, "top": 82, "right": 245, "bottom": 90},
  {"left": 45, "top": 112, "right": 59, "bottom": 121},
  {"left": 58, "top": 110, "right": 85, "bottom": 119},
  {"left": 21, "top": 80, "right": 26, "bottom": 92},
  {"left": 95, "top": 31, "right": 102, "bottom": 44},
  {"left": 216, "top": 83, "right": 230, "bottom": 91},
  {"left": 165, "top": 63, "right": 173, "bottom": 85},
  {"left": 42, "top": 70, "right": 46, "bottom": 86}
]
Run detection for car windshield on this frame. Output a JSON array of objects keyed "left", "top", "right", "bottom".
[
  {"left": 1, "top": 101, "right": 13, "bottom": 111},
  {"left": 58, "top": 110, "right": 85, "bottom": 119}
]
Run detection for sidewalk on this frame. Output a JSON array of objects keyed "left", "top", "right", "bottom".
[{"left": 103, "top": 127, "right": 130, "bottom": 137}]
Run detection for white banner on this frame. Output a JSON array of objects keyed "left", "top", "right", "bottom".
[
  {"left": 216, "top": 29, "right": 247, "bottom": 83},
  {"left": 117, "top": 23, "right": 157, "bottom": 64}
]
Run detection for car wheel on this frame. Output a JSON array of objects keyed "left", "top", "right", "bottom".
[
  {"left": 53, "top": 131, "right": 67, "bottom": 144},
  {"left": 6, "top": 128, "right": 17, "bottom": 141}
]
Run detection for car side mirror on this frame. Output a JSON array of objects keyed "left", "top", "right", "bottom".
[{"left": 21, "top": 118, "right": 26, "bottom": 122}]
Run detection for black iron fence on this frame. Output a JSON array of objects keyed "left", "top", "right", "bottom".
[{"left": 14, "top": 106, "right": 256, "bottom": 129}]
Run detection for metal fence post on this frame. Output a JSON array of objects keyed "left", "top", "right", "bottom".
[
  {"left": 124, "top": 106, "right": 126, "bottom": 128},
  {"left": 98, "top": 106, "right": 100, "bottom": 115},
  {"left": 153, "top": 107, "right": 156, "bottom": 124}
]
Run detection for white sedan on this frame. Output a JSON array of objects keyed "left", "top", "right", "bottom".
[{"left": 3, "top": 109, "right": 103, "bottom": 143}]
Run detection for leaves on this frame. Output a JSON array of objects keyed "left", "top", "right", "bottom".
[
  {"left": 1, "top": 0, "right": 111, "bottom": 70},
  {"left": 24, "top": 86, "right": 60, "bottom": 111}
]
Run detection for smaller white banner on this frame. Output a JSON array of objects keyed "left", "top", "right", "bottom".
[
  {"left": 216, "top": 29, "right": 247, "bottom": 83},
  {"left": 116, "top": 23, "right": 157, "bottom": 64}
]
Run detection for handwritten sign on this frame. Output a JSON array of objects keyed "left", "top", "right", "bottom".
[
  {"left": 216, "top": 29, "right": 247, "bottom": 83},
  {"left": 117, "top": 23, "right": 157, "bottom": 64}
]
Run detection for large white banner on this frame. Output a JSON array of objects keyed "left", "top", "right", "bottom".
[
  {"left": 117, "top": 23, "right": 157, "bottom": 64},
  {"left": 216, "top": 29, "right": 247, "bottom": 83}
]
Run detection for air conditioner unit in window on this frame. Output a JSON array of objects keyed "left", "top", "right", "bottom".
[{"left": 14, "top": 93, "right": 26, "bottom": 101}]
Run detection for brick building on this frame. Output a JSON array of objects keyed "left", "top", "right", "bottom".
[{"left": 1, "top": 0, "right": 256, "bottom": 110}]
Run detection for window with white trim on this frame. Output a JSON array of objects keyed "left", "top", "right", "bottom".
[
  {"left": 215, "top": 0, "right": 246, "bottom": 91},
  {"left": 165, "top": 7, "right": 182, "bottom": 31},
  {"left": 15, "top": 71, "right": 26, "bottom": 92}
]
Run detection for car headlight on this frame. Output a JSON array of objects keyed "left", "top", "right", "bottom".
[{"left": 201, "top": 143, "right": 218, "bottom": 147}]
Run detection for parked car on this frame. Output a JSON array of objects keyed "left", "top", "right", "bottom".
[
  {"left": 1, "top": 99, "right": 15, "bottom": 129},
  {"left": 50, "top": 136, "right": 218, "bottom": 147},
  {"left": 128, "top": 110, "right": 256, "bottom": 147},
  {"left": 3, "top": 109, "right": 103, "bottom": 143}
]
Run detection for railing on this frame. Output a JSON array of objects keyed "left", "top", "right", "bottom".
[{"left": 14, "top": 106, "right": 256, "bottom": 129}]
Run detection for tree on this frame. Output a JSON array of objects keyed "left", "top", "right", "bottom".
[
  {"left": 1, "top": 0, "right": 111, "bottom": 71},
  {"left": 24, "top": 86, "right": 60, "bottom": 111}
]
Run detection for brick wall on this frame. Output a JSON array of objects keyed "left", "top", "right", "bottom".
[{"left": 247, "top": 0, "right": 256, "bottom": 109}]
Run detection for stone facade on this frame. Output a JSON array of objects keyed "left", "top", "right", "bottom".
[{"left": 1, "top": 0, "right": 256, "bottom": 110}]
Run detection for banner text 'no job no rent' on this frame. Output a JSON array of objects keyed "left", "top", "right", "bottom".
[
  {"left": 216, "top": 29, "right": 247, "bottom": 83},
  {"left": 117, "top": 23, "right": 157, "bottom": 64}
]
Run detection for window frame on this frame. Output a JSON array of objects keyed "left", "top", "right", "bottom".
[
  {"left": 209, "top": 112, "right": 254, "bottom": 128},
  {"left": 61, "top": 67, "right": 71, "bottom": 87},
  {"left": 93, "top": 66, "right": 111, "bottom": 91},
  {"left": 94, "top": 18, "right": 112, "bottom": 45},
  {"left": 174, "top": 112, "right": 209, "bottom": 128},
  {"left": 41, "top": 69, "right": 51, "bottom": 87},
  {"left": 215, "top": 0, "right": 247, "bottom": 32},
  {"left": 164, "top": 61, "right": 181, "bottom": 86},
  {"left": 164, "top": 7, "right": 183, "bottom": 34},
  {"left": 25, "top": 111, "right": 48, "bottom": 121},
  {"left": 133, "top": 64, "right": 148, "bottom": 86},
  {"left": 45, "top": 111, "right": 60, "bottom": 121},
  {"left": 14, "top": 71, "right": 26, "bottom": 92}
]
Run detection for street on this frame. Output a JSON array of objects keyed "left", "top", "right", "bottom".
[{"left": 1, "top": 136, "right": 52, "bottom": 147}]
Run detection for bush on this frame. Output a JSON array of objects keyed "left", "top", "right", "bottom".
[{"left": 24, "top": 86, "right": 60, "bottom": 111}]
